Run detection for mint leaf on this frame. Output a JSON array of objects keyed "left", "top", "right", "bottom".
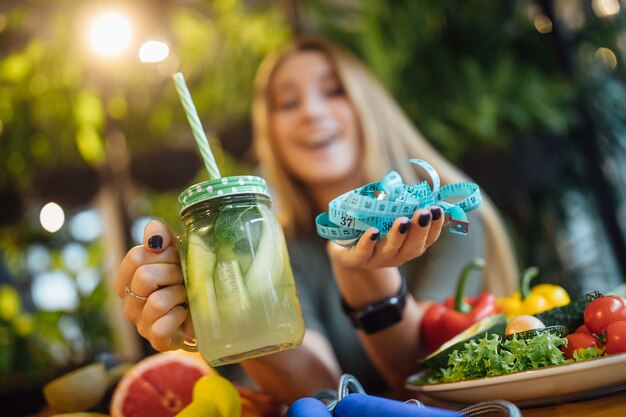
[{"left": 213, "top": 206, "right": 262, "bottom": 251}]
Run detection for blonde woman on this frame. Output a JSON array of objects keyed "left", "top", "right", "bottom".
[{"left": 114, "top": 36, "right": 518, "bottom": 404}]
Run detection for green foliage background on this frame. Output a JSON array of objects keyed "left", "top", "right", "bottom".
[{"left": 1, "top": 0, "right": 625, "bottom": 398}]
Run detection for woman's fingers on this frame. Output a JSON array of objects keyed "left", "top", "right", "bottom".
[
  {"left": 424, "top": 206, "right": 444, "bottom": 247},
  {"left": 115, "top": 247, "right": 181, "bottom": 298},
  {"left": 132, "top": 262, "right": 185, "bottom": 297},
  {"left": 349, "top": 227, "right": 381, "bottom": 263},
  {"left": 328, "top": 207, "right": 448, "bottom": 269},
  {"left": 374, "top": 217, "right": 411, "bottom": 259},
  {"left": 150, "top": 305, "right": 190, "bottom": 351},
  {"left": 143, "top": 219, "right": 177, "bottom": 253},
  {"left": 114, "top": 219, "right": 180, "bottom": 298},
  {"left": 326, "top": 227, "right": 379, "bottom": 267},
  {"left": 393, "top": 209, "right": 432, "bottom": 259},
  {"left": 113, "top": 219, "right": 189, "bottom": 352},
  {"left": 118, "top": 249, "right": 183, "bottom": 327},
  {"left": 137, "top": 284, "right": 188, "bottom": 341}
]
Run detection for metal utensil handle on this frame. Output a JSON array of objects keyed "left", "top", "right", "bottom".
[{"left": 457, "top": 399, "right": 522, "bottom": 417}]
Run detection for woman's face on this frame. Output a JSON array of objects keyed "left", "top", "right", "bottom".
[{"left": 269, "top": 51, "right": 361, "bottom": 187}]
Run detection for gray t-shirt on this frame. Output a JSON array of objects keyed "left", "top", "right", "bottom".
[{"left": 286, "top": 212, "right": 486, "bottom": 393}]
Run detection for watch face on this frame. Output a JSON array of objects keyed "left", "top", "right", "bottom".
[
  {"left": 359, "top": 303, "right": 403, "bottom": 333},
  {"left": 342, "top": 276, "right": 408, "bottom": 334}
]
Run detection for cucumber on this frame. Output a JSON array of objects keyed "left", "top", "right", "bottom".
[
  {"left": 534, "top": 298, "right": 589, "bottom": 333},
  {"left": 504, "top": 325, "right": 569, "bottom": 341},
  {"left": 243, "top": 209, "right": 285, "bottom": 296},
  {"left": 186, "top": 233, "right": 220, "bottom": 327},
  {"left": 215, "top": 250, "right": 251, "bottom": 311},
  {"left": 420, "top": 314, "right": 507, "bottom": 370}
]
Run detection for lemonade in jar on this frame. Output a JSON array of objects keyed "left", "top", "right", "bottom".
[{"left": 178, "top": 175, "right": 304, "bottom": 366}]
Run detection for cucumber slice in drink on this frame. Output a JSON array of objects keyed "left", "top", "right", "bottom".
[
  {"left": 244, "top": 209, "right": 285, "bottom": 296},
  {"left": 213, "top": 206, "right": 262, "bottom": 274},
  {"left": 186, "top": 233, "right": 220, "bottom": 330},
  {"left": 215, "top": 250, "right": 251, "bottom": 312}
]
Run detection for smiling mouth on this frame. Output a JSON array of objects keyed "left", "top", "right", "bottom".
[{"left": 302, "top": 133, "right": 338, "bottom": 150}]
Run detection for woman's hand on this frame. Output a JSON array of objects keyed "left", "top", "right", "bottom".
[
  {"left": 327, "top": 206, "right": 445, "bottom": 270},
  {"left": 325, "top": 207, "right": 445, "bottom": 392},
  {"left": 113, "top": 220, "right": 194, "bottom": 351}
]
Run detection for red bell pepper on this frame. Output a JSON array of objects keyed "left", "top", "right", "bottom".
[{"left": 421, "top": 258, "right": 498, "bottom": 353}]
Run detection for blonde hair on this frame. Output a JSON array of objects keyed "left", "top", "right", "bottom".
[{"left": 252, "top": 37, "right": 518, "bottom": 295}]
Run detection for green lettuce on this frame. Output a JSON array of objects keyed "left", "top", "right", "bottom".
[
  {"left": 419, "top": 332, "right": 570, "bottom": 384},
  {"left": 572, "top": 346, "right": 605, "bottom": 361}
]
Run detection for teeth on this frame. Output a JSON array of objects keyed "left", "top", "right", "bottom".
[
  {"left": 307, "top": 140, "right": 331, "bottom": 148},
  {"left": 306, "top": 133, "right": 336, "bottom": 146}
]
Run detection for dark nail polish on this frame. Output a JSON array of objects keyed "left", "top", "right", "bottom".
[
  {"left": 418, "top": 213, "right": 431, "bottom": 227},
  {"left": 148, "top": 235, "right": 163, "bottom": 249},
  {"left": 431, "top": 207, "right": 442, "bottom": 221},
  {"left": 370, "top": 231, "right": 380, "bottom": 241},
  {"left": 399, "top": 221, "right": 410, "bottom": 234}
]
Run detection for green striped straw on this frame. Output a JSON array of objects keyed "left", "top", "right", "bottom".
[{"left": 172, "top": 72, "right": 221, "bottom": 179}]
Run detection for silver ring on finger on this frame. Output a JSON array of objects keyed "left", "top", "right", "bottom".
[{"left": 124, "top": 286, "right": 148, "bottom": 302}]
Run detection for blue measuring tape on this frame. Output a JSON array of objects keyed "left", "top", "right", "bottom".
[{"left": 315, "top": 159, "right": 482, "bottom": 246}]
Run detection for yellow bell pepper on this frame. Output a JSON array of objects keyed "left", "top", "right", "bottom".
[
  {"left": 175, "top": 400, "right": 220, "bottom": 417},
  {"left": 496, "top": 267, "right": 570, "bottom": 317},
  {"left": 175, "top": 374, "right": 242, "bottom": 417}
]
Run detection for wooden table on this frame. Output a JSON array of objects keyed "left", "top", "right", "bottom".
[
  {"left": 518, "top": 390, "right": 626, "bottom": 417},
  {"left": 418, "top": 389, "right": 626, "bottom": 416}
]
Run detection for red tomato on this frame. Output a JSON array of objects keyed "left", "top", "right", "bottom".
[
  {"left": 604, "top": 321, "right": 626, "bottom": 354},
  {"left": 584, "top": 296, "right": 626, "bottom": 334},
  {"left": 575, "top": 324, "right": 592, "bottom": 335},
  {"left": 562, "top": 333, "right": 601, "bottom": 359}
]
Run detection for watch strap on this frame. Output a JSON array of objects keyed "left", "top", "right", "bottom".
[{"left": 340, "top": 275, "right": 408, "bottom": 334}]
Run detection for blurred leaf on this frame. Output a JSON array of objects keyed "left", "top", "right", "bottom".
[
  {"left": 75, "top": 126, "right": 105, "bottom": 165},
  {"left": 1, "top": 53, "right": 30, "bottom": 83},
  {"left": 0, "top": 285, "right": 21, "bottom": 321},
  {"left": 106, "top": 95, "right": 128, "bottom": 120},
  {"left": 303, "top": 0, "right": 577, "bottom": 160},
  {"left": 74, "top": 92, "right": 104, "bottom": 129}
]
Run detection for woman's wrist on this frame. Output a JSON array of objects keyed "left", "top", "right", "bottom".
[
  {"left": 340, "top": 274, "right": 408, "bottom": 334},
  {"left": 331, "top": 262, "right": 405, "bottom": 309}
]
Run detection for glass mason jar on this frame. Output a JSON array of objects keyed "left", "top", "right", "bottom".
[{"left": 177, "top": 175, "right": 304, "bottom": 366}]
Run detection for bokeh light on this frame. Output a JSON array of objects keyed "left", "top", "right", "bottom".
[
  {"left": 592, "top": 0, "right": 620, "bottom": 17},
  {"left": 26, "top": 244, "right": 51, "bottom": 275},
  {"left": 69, "top": 209, "right": 103, "bottom": 242},
  {"left": 40, "top": 202, "right": 65, "bottom": 233},
  {"left": 61, "top": 243, "right": 88, "bottom": 272},
  {"left": 76, "top": 268, "right": 101, "bottom": 296},
  {"left": 555, "top": 0, "right": 585, "bottom": 30},
  {"left": 88, "top": 12, "right": 133, "bottom": 57},
  {"left": 131, "top": 216, "right": 154, "bottom": 245},
  {"left": 534, "top": 15, "right": 553, "bottom": 34},
  {"left": 139, "top": 40, "right": 170, "bottom": 63},
  {"left": 32, "top": 270, "right": 79, "bottom": 311},
  {"left": 596, "top": 47, "right": 618, "bottom": 70}
]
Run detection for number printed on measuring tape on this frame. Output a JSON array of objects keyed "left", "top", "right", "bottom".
[{"left": 315, "top": 159, "right": 482, "bottom": 246}]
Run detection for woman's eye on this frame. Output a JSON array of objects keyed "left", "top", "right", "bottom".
[
  {"left": 326, "top": 86, "right": 344, "bottom": 98},
  {"left": 276, "top": 98, "right": 298, "bottom": 111}
]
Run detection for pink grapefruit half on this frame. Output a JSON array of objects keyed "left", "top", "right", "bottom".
[{"left": 110, "top": 351, "right": 214, "bottom": 417}]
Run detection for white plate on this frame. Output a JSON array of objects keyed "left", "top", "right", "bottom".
[{"left": 406, "top": 352, "right": 626, "bottom": 406}]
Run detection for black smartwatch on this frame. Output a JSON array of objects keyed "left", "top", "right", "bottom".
[{"left": 340, "top": 276, "right": 408, "bottom": 334}]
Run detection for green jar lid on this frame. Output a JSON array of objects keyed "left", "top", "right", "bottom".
[{"left": 178, "top": 175, "right": 270, "bottom": 214}]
